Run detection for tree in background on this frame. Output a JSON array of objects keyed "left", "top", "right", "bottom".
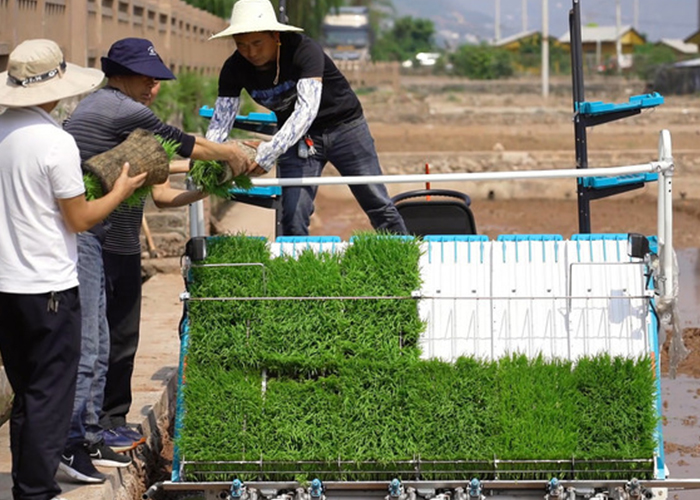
[
  {"left": 450, "top": 44, "right": 514, "bottom": 80},
  {"left": 372, "top": 16, "right": 436, "bottom": 62},
  {"left": 283, "top": 0, "right": 344, "bottom": 40},
  {"left": 150, "top": 73, "right": 257, "bottom": 134},
  {"left": 632, "top": 43, "right": 678, "bottom": 82}
]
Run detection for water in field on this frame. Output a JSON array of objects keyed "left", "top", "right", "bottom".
[{"left": 677, "top": 248, "right": 700, "bottom": 328}]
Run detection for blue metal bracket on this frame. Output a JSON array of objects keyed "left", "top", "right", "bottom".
[
  {"left": 576, "top": 92, "right": 664, "bottom": 116},
  {"left": 581, "top": 172, "right": 658, "bottom": 189}
]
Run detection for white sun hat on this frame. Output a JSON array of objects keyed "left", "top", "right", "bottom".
[
  {"left": 209, "top": 0, "right": 303, "bottom": 40},
  {"left": 0, "top": 39, "right": 104, "bottom": 108}
]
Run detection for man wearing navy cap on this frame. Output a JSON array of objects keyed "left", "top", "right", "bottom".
[{"left": 62, "top": 37, "right": 255, "bottom": 481}]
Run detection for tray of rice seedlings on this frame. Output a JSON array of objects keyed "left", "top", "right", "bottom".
[
  {"left": 175, "top": 234, "right": 659, "bottom": 484},
  {"left": 83, "top": 133, "right": 179, "bottom": 206}
]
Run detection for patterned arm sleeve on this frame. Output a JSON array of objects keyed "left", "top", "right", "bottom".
[
  {"left": 255, "top": 78, "right": 322, "bottom": 171},
  {"left": 205, "top": 97, "right": 241, "bottom": 143}
]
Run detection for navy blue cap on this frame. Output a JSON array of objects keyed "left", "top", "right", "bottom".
[{"left": 101, "top": 38, "right": 176, "bottom": 80}]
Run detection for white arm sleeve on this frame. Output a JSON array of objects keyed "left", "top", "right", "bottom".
[
  {"left": 206, "top": 97, "right": 241, "bottom": 143},
  {"left": 255, "top": 78, "right": 322, "bottom": 171}
]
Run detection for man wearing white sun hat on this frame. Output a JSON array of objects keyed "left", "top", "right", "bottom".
[
  {"left": 206, "top": 0, "right": 407, "bottom": 236},
  {"left": 0, "top": 39, "right": 146, "bottom": 500}
]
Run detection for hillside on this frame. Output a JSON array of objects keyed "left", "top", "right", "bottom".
[{"left": 392, "top": 0, "right": 696, "bottom": 47}]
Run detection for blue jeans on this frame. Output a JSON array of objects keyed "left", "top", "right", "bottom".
[
  {"left": 66, "top": 232, "right": 109, "bottom": 448},
  {"left": 279, "top": 116, "right": 407, "bottom": 236}
]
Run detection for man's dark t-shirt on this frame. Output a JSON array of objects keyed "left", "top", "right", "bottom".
[{"left": 217, "top": 32, "right": 362, "bottom": 132}]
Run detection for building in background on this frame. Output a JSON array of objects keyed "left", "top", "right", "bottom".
[
  {"left": 558, "top": 25, "right": 645, "bottom": 71},
  {"left": 656, "top": 38, "right": 698, "bottom": 57},
  {"left": 0, "top": 0, "right": 232, "bottom": 74},
  {"left": 321, "top": 6, "right": 371, "bottom": 62}
]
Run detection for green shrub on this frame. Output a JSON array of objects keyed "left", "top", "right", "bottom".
[{"left": 451, "top": 44, "right": 514, "bottom": 80}]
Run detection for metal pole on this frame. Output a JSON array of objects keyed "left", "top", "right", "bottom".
[
  {"left": 616, "top": 0, "right": 622, "bottom": 74},
  {"left": 633, "top": 0, "right": 639, "bottom": 30},
  {"left": 495, "top": 0, "right": 501, "bottom": 42},
  {"left": 657, "top": 129, "right": 674, "bottom": 302},
  {"left": 188, "top": 173, "right": 206, "bottom": 238},
  {"left": 570, "top": 0, "right": 590, "bottom": 233},
  {"left": 522, "top": 0, "right": 528, "bottom": 32},
  {"left": 278, "top": 0, "right": 288, "bottom": 23},
  {"left": 541, "top": 0, "right": 549, "bottom": 98},
  {"left": 251, "top": 163, "right": 662, "bottom": 187}
]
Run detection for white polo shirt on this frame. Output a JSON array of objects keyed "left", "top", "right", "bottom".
[{"left": 0, "top": 106, "right": 85, "bottom": 294}]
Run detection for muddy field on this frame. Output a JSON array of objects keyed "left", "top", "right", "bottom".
[{"left": 312, "top": 76, "right": 700, "bottom": 247}]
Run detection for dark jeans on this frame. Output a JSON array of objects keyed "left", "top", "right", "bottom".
[
  {"left": 100, "top": 251, "right": 142, "bottom": 430},
  {"left": 279, "top": 116, "right": 407, "bottom": 236},
  {"left": 0, "top": 288, "right": 80, "bottom": 500}
]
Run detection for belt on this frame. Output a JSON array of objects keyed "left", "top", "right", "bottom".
[{"left": 309, "top": 115, "right": 364, "bottom": 136}]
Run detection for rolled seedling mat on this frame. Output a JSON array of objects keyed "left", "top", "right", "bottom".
[
  {"left": 217, "top": 140, "right": 259, "bottom": 184},
  {"left": 83, "top": 128, "right": 170, "bottom": 192}
]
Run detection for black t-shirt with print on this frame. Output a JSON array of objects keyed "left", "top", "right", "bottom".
[{"left": 217, "top": 32, "right": 362, "bottom": 132}]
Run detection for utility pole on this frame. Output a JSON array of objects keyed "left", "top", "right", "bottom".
[
  {"left": 522, "top": 0, "right": 528, "bottom": 32},
  {"left": 542, "top": 0, "right": 549, "bottom": 98},
  {"left": 633, "top": 0, "right": 639, "bottom": 30},
  {"left": 615, "top": 0, "right": 622, "bottom": 74},
  {"left": 495, "top": 0, "right": 501, "bottom": 42}
]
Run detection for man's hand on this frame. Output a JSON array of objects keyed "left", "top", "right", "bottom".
[
  {"left": 222, "top": 142, "right": 252, "bottom": 177},
  {"left": 241, "top": 141, "right": 267, "bottom": 177},
  {"left": 112, "top": 163, "right": 148, "bottom": 201},
  {"left": 247, "top": 162, "right": 268, "bottom": 177}
]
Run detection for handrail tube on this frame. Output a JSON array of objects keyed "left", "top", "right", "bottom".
[{"left": 251, "top": 162, "right": 669, "bottom": 188}]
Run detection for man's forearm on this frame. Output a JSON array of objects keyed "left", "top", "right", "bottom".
[
  {"left": 153, "top": 184, "right": 207, "bottom": 208},
  {"left": 190, "top": 136, "right": 230, "bottom": 161}
]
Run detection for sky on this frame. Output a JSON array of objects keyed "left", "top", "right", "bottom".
[{"left": 393, "top": 0, "right": 699, "bottom": 44}]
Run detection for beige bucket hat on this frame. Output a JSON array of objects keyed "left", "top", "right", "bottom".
[
  {"left": 0, "top": 39, "right": 104, "bottom": 108},
  {"left": 209, "top": 0, "right": 303, "bottom": 40}
]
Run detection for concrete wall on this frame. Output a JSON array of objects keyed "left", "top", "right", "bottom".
[{"left": 0, "top": 0, "right": 235, "bottom": 74}]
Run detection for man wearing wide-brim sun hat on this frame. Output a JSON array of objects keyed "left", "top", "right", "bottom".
[
  {"left": 205, "top": 0, "right": 407, "bottom": 237},
  {"left": 0, "top": 38, "right": 147, "bottom": 500},
  {"left": 62, "top": 36, "right": 258, "bottom": 472}
]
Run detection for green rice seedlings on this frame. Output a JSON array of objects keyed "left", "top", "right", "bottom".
[
  {"left": 261, "top": 374, "right": 343, "bottom": 464},
  {"left": 83, "top": 171, "right": 152, "bottom": 207},
  {"left": 188, "top": 159, "right": 253, "bottom": 198},
  {"left": 178, "top": 364, "right": 264, "bottom": 464},
  {"left": 83, "top": 172, "right": 104, "bottom": 201},
  {"left": 177, "top": 234, "right": 660, "bottom": 482},
  {"left": 494, "top": 355, "right": 579, "bottom": 479},
  {"left": 573, "top": 354, "right": 657, "bottom": 479}
]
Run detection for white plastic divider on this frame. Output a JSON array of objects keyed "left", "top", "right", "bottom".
[
  {"left": 417, "top": 237, "right": 650, "bottom": 363},
  {"left": 417, "top": 238, "right": 493, "bottom": 361}
]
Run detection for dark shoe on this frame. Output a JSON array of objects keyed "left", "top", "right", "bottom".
[
  {"left": 113, "top": 425, "right": 146, "bottom": 446},
  {"left": 102, "top": 428, "right": 138, "bottom": 452},
  {"left": 59, "top": 446, "right": 107, "bottom": 483},
  {"left": 87, "top": 440, "right": 132, "bottom": 468}
]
